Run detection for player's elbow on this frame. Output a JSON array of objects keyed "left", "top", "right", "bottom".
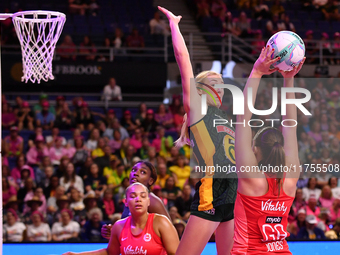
[{"left": 175, "top": 52, "right": 190, "bottom": 60}]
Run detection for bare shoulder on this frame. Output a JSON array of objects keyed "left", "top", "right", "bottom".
[
  {"left": 153, "top": 213, "right": 173, "bottom": 236},
  {"left": 153, "top": 213, "right": 171, "bottom": 225},
  {"left": 238, "top": 177, "right": 268, "bottom": 196},
  {"left": 114, "top": 217, "right": 128, "bottom": 227},
  {"left": 283, "top": 178, "right": 298, "bottom": 197},
  {"left": 112, "top": 217, "right": 128, "bottom": 234}
]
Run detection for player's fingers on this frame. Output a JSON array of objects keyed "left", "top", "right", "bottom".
[
  {"left": 264, "top": 45, "right": 271, "bottom": 57},
  {"left": 158, "top": 6, "right": 165, "bottom": 13},
  {"left": 158, "top": 6, "right": 172, "bottom": 17},
  {"left": 278, "top": 69, "right": 285, "bottom": 75},
  {"left": 299, "top": 57, "right": 306, "bottom": 68},
  {"left": 266, "top": 47, "right": 275, "bottom": 61},
  {"left": 269, "top": 56, "right": 280, "bottom": 65},
  {"left": 268, "top": 67, "right": 279, "bottom": 74},
  {"left": 296, "top": 58, "right": 306, "bottom": 73},
  {"left": 259, "top": 47, "right": 266, "bottom": 58}
]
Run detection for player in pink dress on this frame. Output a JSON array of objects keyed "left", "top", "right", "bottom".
[
  {"left": 62, "top": 182, "right": 179, "bottom": 255},
  {"left": 232, "top": 47, "right": 305, "bottom": 254}
]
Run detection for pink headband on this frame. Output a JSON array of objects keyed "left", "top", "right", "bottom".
[
  {"left": 31, "top": 210, "right": 44, "bottom": 221},
  {"left": 7, "top": 208, "right": 18, "bottom": 221}
]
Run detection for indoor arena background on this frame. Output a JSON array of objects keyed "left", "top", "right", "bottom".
[{"left": 1, "top": 0, "right": 340, "bottom": 254}]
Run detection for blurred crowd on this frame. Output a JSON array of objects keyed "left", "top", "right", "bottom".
[
  {"left": 3, "top": 73, "right": 340, "bottom": 242},
  {"left": 2, "top": 90, "right": 191, "bottom": 242},
  {"left": 192, "top": 0, "right": 340, "bottom": 62},
  {"left": 2, "top": 0, "right": 340, "bottom": 244}
]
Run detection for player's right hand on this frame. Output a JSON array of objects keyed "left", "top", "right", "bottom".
[
  {"left": 279, "top": 57, "right": 306, "bottom": 78},
  {"left": 101, "top": 224, "right": 112, "bottom": 239},
  {"left": 158, "top": 6, "right": 182, "bottom": 25}
]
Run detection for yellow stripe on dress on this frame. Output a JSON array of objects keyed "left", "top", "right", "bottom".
[{"left": 190, "top": 121, "right": 216, "bottom": 211}]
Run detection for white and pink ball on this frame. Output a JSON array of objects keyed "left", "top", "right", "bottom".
[{"left": 266, "top": 31, "right": 305, "bottom": 71}]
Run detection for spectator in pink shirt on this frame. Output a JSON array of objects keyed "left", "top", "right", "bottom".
[
  {"left": 155, "top": 104, "right": 174, "bottom": 130},
  {"left": 316, "top": 207, "right": 331, "bottom": 232},
  {"left": 292, "top": 188, "right": 306, "bottom": 216},
  {"left": 129, "top": 128, "right": 143, "bottom": 150},
  {"left": 151, "top": 126, "right": 173, "bottom": 157},
  {"left": 3, "top": 126, "right": 23, "bottom": 158},
  {"left": 306, "top": 194, "right": 321, "bottom": 217},
  {"left": 330, "top": 198, "right": 340, "bottom": 222},
  {"left": 108, "top": 129, "right": 122, "bottom": 153},
  {"left": 26, "top": 135, "right": 50, "bottom": 166},
  {"left": 2, "top": 103, "right": 17, "bottom": 129},
  {"left": 49, "top": 137, "right": 76, "bottom": 165},
  {"left": 24, "top": 186, "right": 47, "bottom": 215},
  {"left": 319, "top": 185, "right": 335, "bottom": 210},
  {"left": 288, "top": 208, "right": 306, "bottom": 238},
  {"left": 11, "top": 154, "right": 35, "bottom": 183},
  {"left": 2, "top": 177, "right": 17, "bottom": 205}
]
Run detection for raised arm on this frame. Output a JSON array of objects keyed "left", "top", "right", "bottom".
[
  {"left": 235, "top": 46, "right": 279, "bottom": 179},
  {"left": 158, "top": 6, "right": 201, "bottom": 120},
  {"left": 279, "top": 58, "right": 305, "bottom": 181}
]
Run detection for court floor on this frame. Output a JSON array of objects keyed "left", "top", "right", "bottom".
[{"left": 3, "top": 241, "right": 340, "bottom": 255}]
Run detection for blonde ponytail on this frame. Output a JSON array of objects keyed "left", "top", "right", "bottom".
[{"left": 175, "top": 70, "right": 222, "bottom": 148}]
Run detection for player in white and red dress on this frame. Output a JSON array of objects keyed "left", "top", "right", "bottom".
[
  {"left": 232, "top": 47, "right": 306, "bottom": 254},
  {"left": 233, "top": 173, "right": 294, "bottom": 254}
]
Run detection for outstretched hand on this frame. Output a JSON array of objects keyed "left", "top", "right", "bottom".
[
  {"left": 278, "top": 57, "right": 306, "bottom": 78},
  {"left": 253, "top": 46, "right": 280, "bottom": 76},
  {"left": 101, "top": 224, "right": 112, "bottom": 240},
  {"left": 158, "top": 6, "right": 182, "bottom": 25}
]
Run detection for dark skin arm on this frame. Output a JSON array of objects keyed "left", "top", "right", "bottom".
[{"left": 148, "top": 192, "right": 171, "bottom": 219}]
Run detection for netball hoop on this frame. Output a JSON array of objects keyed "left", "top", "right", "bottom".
[
  {"left": 0, "top": 10, "right": 66, "bottom": 83},
  {"left": 0, "top": 10, "right": 65, "bottom": 255}
]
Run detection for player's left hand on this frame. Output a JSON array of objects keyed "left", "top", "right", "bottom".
[
  {"left": 158, "top": 6, "right": 182, "bottom": 25},
  {"left": 253, "top": 46, "right": 280, "bottom": 76},
  {"left": 278, "top": 57, "right": 306, "bottom": 78}
]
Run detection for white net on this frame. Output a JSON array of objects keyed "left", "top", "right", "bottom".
[{"left": 11, "top": 11, "right": 66, "bottom": 83}]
